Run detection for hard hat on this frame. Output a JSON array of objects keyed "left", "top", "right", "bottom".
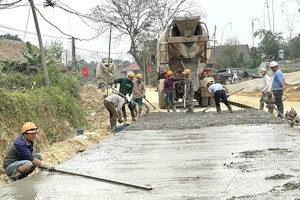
[
  {"left": 260, "top": 67, "right": 266, "bottom": 73},
  {"left": 136, "top": 73, "right": 143, "bottom": 79},
  {"left": 207, "top": 80, "right": 214, "bottom": 87},
  {"left": 167, "top": 71, "right": 173, "bottom": 76},
  {"left": 128, "top": 72, "right": 135, "bottom": 78},
  {"left": 270, "top": 61, "right": 278, "bottom": 68},
  {"left": 183, "top": 69, "right": 191, "bottom": 75},
  {"left": 22, "top": 122, "right": 38, "bottom": 134}
]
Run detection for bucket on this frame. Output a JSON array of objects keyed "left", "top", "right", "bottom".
[{"left": 76, "top": 129, "right": 84, "bottom": 135}]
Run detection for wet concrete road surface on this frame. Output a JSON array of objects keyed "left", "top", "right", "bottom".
[{"left": 1, "top": 110, "right": 300, "bottom": 199}]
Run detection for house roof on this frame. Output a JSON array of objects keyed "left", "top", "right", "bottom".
[{"left": 121, "top": 63, "right": 141, "bottom": 72}]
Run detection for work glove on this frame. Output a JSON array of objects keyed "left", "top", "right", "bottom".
[
  {"left": 40, "top": 161, "right": 55, "bottom": 171},
  {"left": 118, "top": 118, "right": 124, "bottom": 123},
  {"left": 143, "top": 95, "right": 146, "bottom": 98}
]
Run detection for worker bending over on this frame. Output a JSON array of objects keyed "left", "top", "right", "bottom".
[{"left": 207, "top": 81, "right": 233, "bottom": 113}]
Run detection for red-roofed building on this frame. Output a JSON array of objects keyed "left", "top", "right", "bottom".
[{"left": 120, "top": 63, "right": 141, "bottom": 77}]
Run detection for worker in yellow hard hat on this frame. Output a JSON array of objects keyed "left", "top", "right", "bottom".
[
  {"left": 183, "top": 69, "right": 194, "bottom": 114},
  {"left": 3, "top": 122, "right": 55, "bottom": 181},
  {"left": 163, "top": 70, "right": 184, "bottom": 112},
  {"left": 132, "top": 73, "right": 146, "bottom": 118},
  {"left": 112, "top": 72, "right": 135, "bottom": 121}
]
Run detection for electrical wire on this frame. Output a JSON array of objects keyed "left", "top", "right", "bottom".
[{"left": 34, "top": 5, "right": 105, "bottom": 41}]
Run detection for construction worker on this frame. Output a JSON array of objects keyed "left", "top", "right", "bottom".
[
  {"left": 112, "top": 72, "right": 135, "bottom": 121},
  {"left": 104, "top": 95, "right": 131, "bottom": 131},
  {"left": 183, "top": 69, "right": 194, "bottom": 114},
  {"left": 163, "top": 70, "right": 184, "bottom": 112},
  {"left": 270, "top": 61, "right": 285, "bottom": 118},
  {"left": 259, "top": 67, "right": 273, "bottom": 113},
  {"left": 3, "top": 122, "right": 55, "bottom": 181},
  {"left": 207, "top": 81, "right": 233, "bottom": 113},
  {"left": 132, "top": 73, "right": 146, "bottom": 117}
]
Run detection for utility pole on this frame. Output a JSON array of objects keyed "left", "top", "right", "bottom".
[
  {"left": 28, "top": 0, "right": 50, "bottom": 86},
  {"left": 107, "top": 23, "right": 112, "bottom": 96},
  {"left": 72, "top": 37, "right": 76, "bottom": 73}
]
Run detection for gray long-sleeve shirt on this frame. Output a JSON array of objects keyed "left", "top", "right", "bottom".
[{"left": 105, "top": 95, "right": 125, "bottom": 112}]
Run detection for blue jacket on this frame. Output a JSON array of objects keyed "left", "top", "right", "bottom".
[
  {"left": 272, "top": 70, "right": 284, "bottom": 91},
  {"left": 3, "top": 135, "right": 34, "bottom": 169}
]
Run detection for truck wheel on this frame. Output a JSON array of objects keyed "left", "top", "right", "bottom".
[
  {"left": 158, "top": 92, "right": 166, "bottom": 109},
  {"left": 225, "top": 79, "right": 230, "bottom": 85},
  {"left": 200, "top": 97, "right": 209, "bottom": 107}
]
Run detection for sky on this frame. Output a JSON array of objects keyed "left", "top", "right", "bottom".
[{"left": 0, "top": 0, "right": 300, "bottom": 63}]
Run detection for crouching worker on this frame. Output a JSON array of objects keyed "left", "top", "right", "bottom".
[
  {"left": 2, "top": 122, "right": 55, "bottom": 181},
  {"left": 104, "top": 95, "right": 131, "bottom": 131},
  {"left": 207, "top": 81, "right": 233, "bottom": 113}
]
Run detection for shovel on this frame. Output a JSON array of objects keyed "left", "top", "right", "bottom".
[{"left": 132, "top": 88, "right": 156, "bottom": 110}]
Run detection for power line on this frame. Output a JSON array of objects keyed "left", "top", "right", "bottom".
[
  {"left": 0, "top": 23, "right": 69, "bottom": 40},
  {"left": 34, "top": 4, "right": 105, "bottom": 41},
  {"left": 76, "top": 47, "right": 128, "bottom": 55}
]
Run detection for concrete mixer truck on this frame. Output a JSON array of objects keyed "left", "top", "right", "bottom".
[
  {"left": 96, "top": 58, "right": 116, "bottom": 89},
  {"left": 156, "top": 16, "right": 214, "bottom": 109}
]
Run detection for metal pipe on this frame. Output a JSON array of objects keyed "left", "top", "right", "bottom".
[{"left": 53, "top": 169, "right": 153, "bottom": 191}]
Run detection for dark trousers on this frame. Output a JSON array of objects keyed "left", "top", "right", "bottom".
[
  {"left": 166, "top": 92, "right": 175, "bottom": 106},
  {"left": 214, "top": 90, "right": 229, "bottom": 107},
  {"left": 273, "top": 90, "right": 284, "bottom": 115}
]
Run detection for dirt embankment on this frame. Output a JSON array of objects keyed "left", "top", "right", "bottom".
[{"left": 0, "top": 84, "right": 112, "bottom": 187}]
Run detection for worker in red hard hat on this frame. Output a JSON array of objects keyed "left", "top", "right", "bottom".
[{"left": 3, "top": 122, "right": 55, "bottom": 181}]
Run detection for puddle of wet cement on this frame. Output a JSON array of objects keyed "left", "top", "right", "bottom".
[{"left": 0, "top": 120, "right": 300, "bottom": 199}]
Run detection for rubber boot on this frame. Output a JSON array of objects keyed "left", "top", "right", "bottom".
[
  {"left": 186, "top": 107, "right": 191, "bottom": 113},
  {"left": 110, "top": 117, "right": 117, "bottom": 131},
  {"left": 122, "top": 112, "right": 127, "bottom": 122},
  {"left": 167, "top": 105, "right": 170, "bottom": 112},
  {"left": 138, "top": 107, "right": 142, "bottom": 116},
  {"left": 216, "top": 106, "right": 221, "bottom": 114},
  {"left": 190, "top": 106, "right": 194, "bottom": 114},
  {"left": 172, "top": 105, "right": 176, "bottom": 112},
  {"left": 130, "top": 110, "right": 136, "bottom": 121},
  {"left": 227, "top": 104, "right": 233, "bottom": 113}
]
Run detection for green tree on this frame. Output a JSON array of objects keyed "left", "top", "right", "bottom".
[
  {"left": 215, "top": 37, "right": 244, "bottom": 69},
  {"left": 288, "top": 36, "right": 300, "bottom": 59},
  {"left": 45, "top": 40, "right": 64, "bottom": 62},
  {"left": 248, "top": 47, "right": 263, "bottom": 69},
  {"left": 254, "top": 30, "right": 283, "bottom": 60},
  {"left": 88, "top": 0, "right": 202, "bottom": 71},
  {"left": 0, "top": 33, "right": 22, "bottom": 41}
]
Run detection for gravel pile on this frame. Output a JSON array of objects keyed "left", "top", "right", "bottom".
[
  {"left": 227, "top": 71, "right": 300, "bottom": 93},
  {"left": 126, "top": 109, "right": 285, "bottom": 131}
]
